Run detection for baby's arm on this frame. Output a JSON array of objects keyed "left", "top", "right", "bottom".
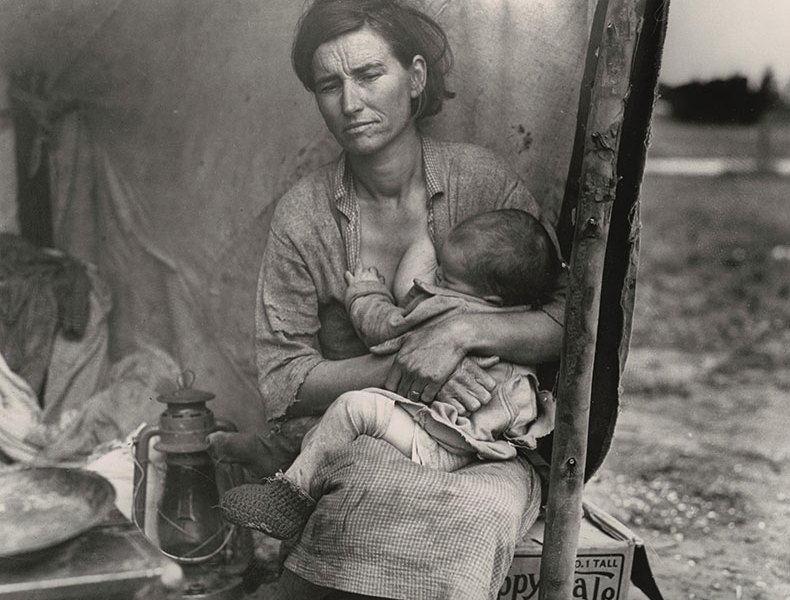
[
  {"left": 345, "top": 265, "right": 469, "bottom": 351},
  {"left": 344, "top": 266, "right": 415, "bottom": 347}
]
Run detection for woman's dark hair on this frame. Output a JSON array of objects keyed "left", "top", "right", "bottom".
[
  {"left": 445, "top": 209, "right": 561, "bottom": 307},
  {"left": 292, "top": 0, "right": 455, "bottom": 121}
]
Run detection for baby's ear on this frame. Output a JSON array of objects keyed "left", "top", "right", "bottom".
[{"left": 482, "top": 294, "right": 503, "bottom": 306}]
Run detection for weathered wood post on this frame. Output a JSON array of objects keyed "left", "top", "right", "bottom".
[{"left": 538, "top": 0, "right": 669, "bottom": 598}]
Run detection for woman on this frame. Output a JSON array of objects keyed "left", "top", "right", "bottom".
[{"left": 212, "top": 0, "right": 565, "bottom": 596}]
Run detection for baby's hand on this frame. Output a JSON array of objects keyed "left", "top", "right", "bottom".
[{"left": 345, "top": 265, "right": 385, "bottom": 285}]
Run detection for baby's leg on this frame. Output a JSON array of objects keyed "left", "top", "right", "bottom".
[
  {"left": 219, "top": 391, "right": 419, "bottom": 540},
  {"left": 379, "top": 402, "right": 418, "bottom": 457},
  {"left": 285, "top": 390, "right": 416, "bottom": 493}
]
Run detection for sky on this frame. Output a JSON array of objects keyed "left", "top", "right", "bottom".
[{"left": 659, "top": 0, "right": 790, "bottom": 88}]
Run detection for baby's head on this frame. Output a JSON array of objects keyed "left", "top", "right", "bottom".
[{"left": 436, "top": 209, "right": 560, "bottom": 307}]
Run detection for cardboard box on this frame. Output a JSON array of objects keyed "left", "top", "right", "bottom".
[{"left": 500, "top": 501, "right": 638, "bottom": 600}]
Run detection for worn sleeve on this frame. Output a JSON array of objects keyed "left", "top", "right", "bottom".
[
  {"left": 348, "top": 282, "right": 478, "bottom": 352},
  {"left": 256, "top": 225, "right": 324, "bottom": 422},
  {"left": 344, "top": 280, "right": 407, "bottom": 347}
]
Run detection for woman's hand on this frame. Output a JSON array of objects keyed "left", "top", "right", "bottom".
[
  {"left": 435, "top": 356, "right": 499, "bottom": 415},
  {"left": 383, "top": 316, "right": 470, "bottom": 403}
]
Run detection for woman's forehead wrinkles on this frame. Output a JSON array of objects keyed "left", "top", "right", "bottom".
[
  {"left": 314, "top": 53, "right": 386, "bottom": 82},
  {"left": 313, "top": 29, "right": 393, "bottom": 79}
]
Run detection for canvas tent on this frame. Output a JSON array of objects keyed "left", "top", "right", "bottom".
[
  {"left": 2, "top": 0, "right": 597, "bottom": 435},
  {"left": 0, "top": 0, "right": 667, "bottom": 597}
]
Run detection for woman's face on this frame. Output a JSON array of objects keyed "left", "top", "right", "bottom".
[{"left": 312, "top": 26, "right": 425, "bottom": 156}]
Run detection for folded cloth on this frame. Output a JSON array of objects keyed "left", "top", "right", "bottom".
[
  {"left": 284, "top": 436, "right": 542, "bottom": 600},
  {"left": 0, "top": 342, "right": 180, "bottom": 464},
  {"left": 0, "top": 350, "right": 43, "bottom": 463},
  {"left": 0, "top": 233, "right": 92, "bottom": 396}
]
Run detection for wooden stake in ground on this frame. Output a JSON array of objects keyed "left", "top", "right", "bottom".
[{"left": 538, "top": 0, "right": 662, "bottom": 598}]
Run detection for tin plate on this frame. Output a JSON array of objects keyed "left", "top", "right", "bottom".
[{"left": 0, "top": 467, "right": 115, "bottom": 559}]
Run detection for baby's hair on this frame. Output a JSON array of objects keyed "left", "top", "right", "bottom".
[{"left": 444, "top": 209, "right": 560, "bottom": 307}]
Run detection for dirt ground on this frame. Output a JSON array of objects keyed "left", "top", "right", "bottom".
[
  {"left": 584, "top": 122, "right": 790, "bottom": 600},
  {"left": 585, "top": 349, "right": 790, "bottom": 600}
]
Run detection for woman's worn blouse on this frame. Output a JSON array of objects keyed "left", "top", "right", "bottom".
[{"left": 256, "top": 136, "right": 565, "bottom": 422}]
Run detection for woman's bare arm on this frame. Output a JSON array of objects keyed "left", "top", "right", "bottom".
[
  {"left": 457, "top": 309, "right": 563, "bottom": 362},
  {"left": 290, "top": 352, "right": 395, "bottom": 417}
]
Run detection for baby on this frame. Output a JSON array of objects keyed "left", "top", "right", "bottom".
[{"left": 220, "top": 209, "right": 562, "bottom": 539}]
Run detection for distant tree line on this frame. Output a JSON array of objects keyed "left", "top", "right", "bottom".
[{"left": 659, "top": 70, "right": 783, "bottom": 125}]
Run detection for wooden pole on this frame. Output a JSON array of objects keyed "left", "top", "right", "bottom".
[{"left": 538, "top": 1, "right": 650, "bottom": 598}]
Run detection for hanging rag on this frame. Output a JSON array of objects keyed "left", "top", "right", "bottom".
[{"left": 0, "top": 233, "right": 91, "bottom": 396}]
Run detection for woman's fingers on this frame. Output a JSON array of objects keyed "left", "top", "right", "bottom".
[
  {"left": 388, "top": 348, "right": 500, "bottom": 414},
  {"left": 435, "top": 357, "right": 500, "bottom": 413},
  {"left": 384, "top": 318, "right": 470, "bottom": 404},
  {"left": 393, "top": 337, "right": 463, "bottom": 393},
  {"left": 385, "top": 362, "right": 418, "bottom": 400},
  {"left": 437, "top": 381, "right": 483, "bottom": 413},
  {"left": 465, "top": 359, "right": 497, "bottom": 394},
  {"left": 418, "top": 379, "right": 442, "bottom": 404},
  {"left": 391, "top": 356, "right": 448, "bottom": 403},
  {"left": 443, "top": 397, "right": 469, "bottom": 415},
  {"left": 386, "top": 357, "right": 441, "bottom": 404},
  {"left": 388, "top": 348, "right": 499, "bottom": 413},
  {"left": 397, "top": 374, "right": 422, "bottom": 401}
]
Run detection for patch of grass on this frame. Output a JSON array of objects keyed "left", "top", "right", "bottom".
[
  {"left": 705, "top": 342, "right": 790, "bottom": 389},
  {"left": 631, "top": 174, "right": 790, "bottom": 377},
  {"left": 591, "top": 451, "right": 750, "bottom": 537}
]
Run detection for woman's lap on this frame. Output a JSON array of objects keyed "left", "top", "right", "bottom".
[{"left": 284, "top": 435, "right": 541, "bottom": 600}]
